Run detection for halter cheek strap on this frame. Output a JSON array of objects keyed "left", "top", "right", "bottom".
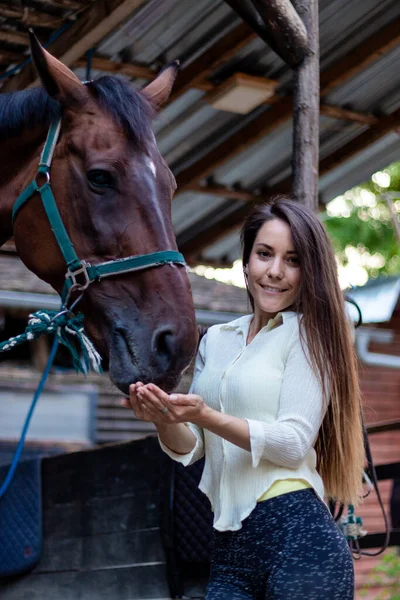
[{"left": 12, "top": 117, "right": 186, "bottom": 304}]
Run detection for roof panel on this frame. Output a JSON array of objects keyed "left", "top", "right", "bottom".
[
  {"left": 325, "top": 46, "right": 400, "bottom": 114},
  {"left": 319, "top": 0, "right": 400, "bottom": 69},
  {"left": 2, "top": 0, "right": 400, "bottom": 269},
  {"left": 172, "top": 192, "right": 227, "bottom": 235}
]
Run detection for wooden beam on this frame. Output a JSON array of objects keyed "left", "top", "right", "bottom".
[
  {"left": 73, "top": 56, "right": 155, "bottom": 80},
  {"left": 292, "top": 0, "right": 319, "bottom": 210},
  {"left": 179, "top": 107, "right": 400, "bottom": 256},
  {"left": 175, "top": 97, "right": 292, "bottom": 188},
  {"left": 168, "top": 22, "right": 257, "bottom": 104},
  {"left": 0, "top": 49, "right": 26, "bottom": 64},
  {"left": 0, "top": 5, "right": 68, "bottom": 28},
  {"left": 29, "top": 0, "right": 84, "bottom": 10},
  {"left": 320, "top": 16, "right": 400, "bottom": 97},
  {"left": 0, "top": 30, "right": 29, "bottom": 47},
  {"left": 250, "top": 0, "right": 308, "bottom": 66},
  {"left": 76, "top": 57, "right": 377, "bottom": 127},
  {"left": 72, "top": 56, "right": 214, "bottom": 91},
  {"left": 319, "top": 106, "right": 400, "bottom": 177},
  {"left": 175, "top": 16, "right": 400, "bottom": 190},
  {"left": 320, "top": 104, "right": 378, "bottom": 126},
  {"left": 225, "top": 0, "right": 308, "bottom": 66},
  {"left": 0, "top": 0, "right": 149, "bottom": 93}
]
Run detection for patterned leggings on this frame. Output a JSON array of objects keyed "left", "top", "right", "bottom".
[{"left": 205, "top": 489, "right": 354, "bottom": 600}]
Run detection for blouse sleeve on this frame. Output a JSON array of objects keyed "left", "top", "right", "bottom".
[
  {"left": 245, "top": 331, "right": 328, "bottom": 469},
  {"left": 157, "top": 333, "right": 206, "bottom": 466}
]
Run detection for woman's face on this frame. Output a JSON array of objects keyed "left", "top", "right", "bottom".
[{"left": 246, "top": 218, "right": 301, "bottom": 319}]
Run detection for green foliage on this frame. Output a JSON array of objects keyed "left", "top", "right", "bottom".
[
  {"left": 324, "top": 161, "right": 400, "bottom": 280},
  {"left": 360, "top": 550, "right": 400, "bottom": 599}
]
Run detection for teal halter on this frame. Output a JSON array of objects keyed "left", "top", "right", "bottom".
[{"left": 12, "top": 117, "right": 186, "bottom": 305}]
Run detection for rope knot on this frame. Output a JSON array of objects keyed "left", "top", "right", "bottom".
[{"left": 0, "top": 308, "right": 102, "bottom": 374}]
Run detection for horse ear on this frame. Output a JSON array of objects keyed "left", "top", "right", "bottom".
[
  {"left": 141, "top": 62, "right": 179, "bottom": 110},
  {"left": 29, "top": 30, "right": 87, "bottom": 106}
]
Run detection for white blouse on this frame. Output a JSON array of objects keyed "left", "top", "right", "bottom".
[{"left": 158, "top": 311, "right": 328, "bottom": 532}]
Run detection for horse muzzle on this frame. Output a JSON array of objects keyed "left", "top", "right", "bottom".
[{"left": 108, "top": 322, "right": 194, "bottom": 394}]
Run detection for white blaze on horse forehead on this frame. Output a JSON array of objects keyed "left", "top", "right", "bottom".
[{"left": 145, "top": 156, "right": 157, "bottom": 177}]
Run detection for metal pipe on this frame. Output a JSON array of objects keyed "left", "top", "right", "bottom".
[{"left": 356, "top": 327, "right": 400, "bottom": 369}]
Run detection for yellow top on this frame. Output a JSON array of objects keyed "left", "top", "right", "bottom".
[{"left": 258, "top": 479, "right": 311, "bottom": 502}]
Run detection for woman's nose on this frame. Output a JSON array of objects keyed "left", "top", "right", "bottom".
[{"left": 267, "top": 258, "right": 284, "bottom": 278}]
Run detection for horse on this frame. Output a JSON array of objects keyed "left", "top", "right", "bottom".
[{"left": 0, "top": 33, "right": 198, "bottom": 394}]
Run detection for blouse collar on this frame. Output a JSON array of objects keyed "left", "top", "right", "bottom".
[{"left": 220, "top": 311, "right": 297, "bottom": 334}]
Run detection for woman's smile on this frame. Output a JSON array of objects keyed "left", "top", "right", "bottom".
[{"left": 259, "top": 284, "right": 289, "bottom": 294}]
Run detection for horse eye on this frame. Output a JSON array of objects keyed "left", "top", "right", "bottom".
[{"left": 87, "top": 169, "right": 115, "bottom": 190}]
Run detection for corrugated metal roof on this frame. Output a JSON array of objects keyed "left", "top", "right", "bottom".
[{"left": 1, "top": 0, "right": 400, "bottom": 266}]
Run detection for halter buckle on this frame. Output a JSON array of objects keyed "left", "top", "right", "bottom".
[{"left": 65, "top": 261, "right": 92, "bottom": 291}]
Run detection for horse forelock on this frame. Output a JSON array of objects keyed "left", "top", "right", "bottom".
[{"left": 86, "top": 77, "right": 155, "bottom": 152}]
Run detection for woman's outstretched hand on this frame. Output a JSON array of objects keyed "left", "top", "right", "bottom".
[{"left": 121, "top": 382, "right": 208, "bottom": 425}]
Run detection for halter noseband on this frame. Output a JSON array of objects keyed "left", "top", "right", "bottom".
[{"left": 12, "top": 117, "right": 186, "bottom": 305}]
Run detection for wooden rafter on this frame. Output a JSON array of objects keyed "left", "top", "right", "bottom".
[
  {"left": 175, "top": 17, "right": 400, "bottom": 191},
  {"left": 73, "top": 54, "right": 377, "bottom": 126},
  {"left": 0, "top": 49, "right": 25, "bottom": 64},
  {"left": 175, "top": 97, "right": 293, "bottom": 188},
  {"left": 28, "top": 0, "right": 84, "bottom": 10},
  {"left": 319, "top": 107, "right": 400, "bottom": 177},
  {"left": 0, "top": 0, "right": 149, "bottom": 93},
  {"left": 0, "top": 5, "right": 69, "bottom": 28},
  {"left": 226, "top": 0, "right": 308, "bottom": 66},
  {"left": 73, "top": 56, "right": 214, "bottom": 91},
  {"left": 177, "top": 20, "right": 400, "bottom": 191},
  {"left": 175, "top": 98, "right": 378, "bottom": 194},
  {"left": 319, "top": 104, "right": 378, "bottom": 126},
  {"left": 0, "top": 30, "right": 30, "bottom": 47},
  {"left": 178, "top": 106, "right": 400, "bottom": 257},
  {"left": 73, "top": 56, "right": 155, "bottom": 81}
]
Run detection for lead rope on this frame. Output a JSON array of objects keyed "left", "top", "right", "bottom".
[
  {"left": 0, "top": 299, "right": 102, "bottom": 500},
  {"left": 0, "top": 336, "right": 59, "bottom": 499}
]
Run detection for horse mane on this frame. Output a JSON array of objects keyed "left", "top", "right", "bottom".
[{"left": 0, "top": 76, "right": 154, "bottom": 148}]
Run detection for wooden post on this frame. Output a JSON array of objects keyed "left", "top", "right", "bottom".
[
  {"left": 291, "top": 0, "right": 320, "bottom": 210},
  {"left": 226, "top": 0, "right": 308, "bottom": 66}
]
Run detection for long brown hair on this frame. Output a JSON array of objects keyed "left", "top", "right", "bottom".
[{"left": 240, "top": 197, "right": 364, "bottom": 505}]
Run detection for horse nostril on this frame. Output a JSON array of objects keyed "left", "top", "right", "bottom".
[{"left": 153, "top": 327, "right": 176, "bottom": 364}]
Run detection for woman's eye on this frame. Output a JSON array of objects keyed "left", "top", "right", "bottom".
[
  {"left": 87, "top": 169, "right": 115, "bottom": 190},
  {"left": 258, "top": 251, "right": 270, "bottom": 257}
]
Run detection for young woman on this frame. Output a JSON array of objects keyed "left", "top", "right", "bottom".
[{"left": 122, "top": 197, "right": 365, "bottom": 600}]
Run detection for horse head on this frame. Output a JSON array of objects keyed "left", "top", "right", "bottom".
[{"left": 5, "top": 35, "right": 198, "bottom": 393}]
